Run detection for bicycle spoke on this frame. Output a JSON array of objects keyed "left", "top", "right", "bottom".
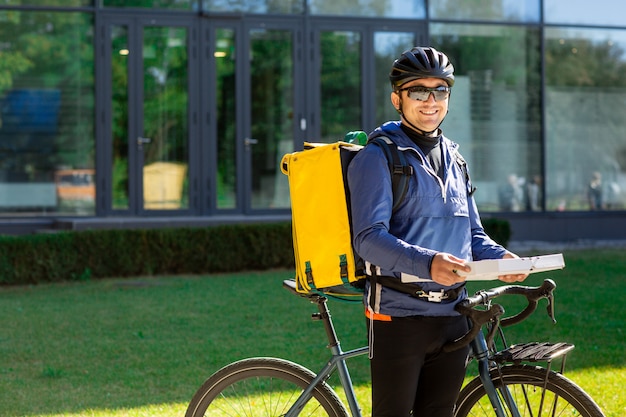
[
  {"left": 185, "top": 358, "right": 348, "bottom": 417},
  {"left": 455, "top": 365, "right": 604, "bottom": 417}
]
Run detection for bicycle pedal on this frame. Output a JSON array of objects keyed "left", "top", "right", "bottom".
[{"left": 491, "top": 342, "right": 575, "bottom": 363}]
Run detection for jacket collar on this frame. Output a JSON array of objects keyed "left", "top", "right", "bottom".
[{"left": 369, "top": 120, "right": 459, "bottom": 155}]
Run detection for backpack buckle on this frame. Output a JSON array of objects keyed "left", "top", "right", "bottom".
[{"left": 416, "top": 289, "right": 448, "bottom": 303}]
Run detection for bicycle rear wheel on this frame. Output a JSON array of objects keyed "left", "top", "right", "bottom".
[
  {"left": 185, "top": 357, "right": 349, "bottom": 417},
  {"left": 455, "top": 364, "right": 605, "bottom": 417}
]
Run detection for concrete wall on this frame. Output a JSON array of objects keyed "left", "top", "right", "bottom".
[{"left": 495, "top": 212, "right": 626, "bottom": 242}]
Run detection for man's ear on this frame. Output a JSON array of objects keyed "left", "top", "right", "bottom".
[{"left": 390, "top": 91, "right": 401, "bottom": 113}]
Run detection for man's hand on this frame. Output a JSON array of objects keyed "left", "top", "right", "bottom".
[
  {"left": 430, "top": 253, "right": 471, "bottom": 286},
  {"left": 498, "top": 252, "right": 529, "bottom": 282}
]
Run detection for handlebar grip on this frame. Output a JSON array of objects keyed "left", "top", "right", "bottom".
[
  {"left": 459, "top": 279, "right": 556, "bottom": 309},
  {"left": 500, "top": 279, "right": 556, "bottom": 327},
  {"left": 442, "top": 279, "right": 557, "bottom": 352}
]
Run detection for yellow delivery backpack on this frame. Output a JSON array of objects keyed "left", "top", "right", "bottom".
[{"left": 280, "top": 133, "right": 412, "bottom": 300}]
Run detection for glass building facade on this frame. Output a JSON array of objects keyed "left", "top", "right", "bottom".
[{"left": 0, "top": 0, "right": 624, "bottom": 240}]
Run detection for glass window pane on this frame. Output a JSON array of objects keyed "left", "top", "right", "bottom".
[
  {"left": 430, "top": 23, "right": 542, "bottom": 212},
  {"left": 320, "top": 31, "right": 361, "bottom": 142},
  {"left": 310, "top": 0, "right": 424, "bottom": 18},
  {"left": 374, "top": 32, "right": 415, "bottom": 127},
  {"left": 545, "top": 27, "right": 626, "bottom": 211},
  {"left": 203, "top": 0, "right": 304, "bottom": 14},
  {"left": 142, "top": 26, "right": 189, "bottom": 210},
  {"left": 111, "top": 25, "right": 129, "bottom": 210},
  {"left": 545, "top": 0, "right": 626, "bottom": 26},
  {"left": 249, "top": 29, "right": 293, "bottom": 209},
  {"left": 0, "top": 11, "right": 95, "bottom": 216},
  {"left": 216, "top": 28, "right": 237, "bottom": 209},
  {"left": 429, "top": 0, "right": 539, "bottom": 23},
  {"left": 12, "top": 0, "right": 93, "bottom": 5},
  {"left": 104, "top": 0, "right": 193, "bottom": 9}
]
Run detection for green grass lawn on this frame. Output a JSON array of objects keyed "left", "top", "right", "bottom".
[{"left": 0, "top": 249, "right": 624, "bottom": 417}]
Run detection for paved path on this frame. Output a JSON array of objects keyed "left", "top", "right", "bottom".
[{"left": 508, "top": 239, "right": 626, "bottom": 254}]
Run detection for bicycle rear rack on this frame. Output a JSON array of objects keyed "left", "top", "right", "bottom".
[{"left": 491, "top": 342, "right": 574, "bottom": 364}]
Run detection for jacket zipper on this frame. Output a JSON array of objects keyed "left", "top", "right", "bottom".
[{"left": 404, "top": 146, "right": 448, "bottom": 203}]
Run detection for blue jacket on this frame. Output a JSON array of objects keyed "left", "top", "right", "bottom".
[{"left": 347, "top": 121, "right": 507, "bottom": 317}]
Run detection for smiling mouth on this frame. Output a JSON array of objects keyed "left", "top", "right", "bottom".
[{"left": 421, "top": 109, "right": 438, "bottom": 115}]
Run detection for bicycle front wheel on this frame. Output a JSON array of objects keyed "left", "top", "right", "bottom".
[
  {"left": 185, "top": 357, "right": 350, "bottom": 417},
  {"left": 455, "top": 364, "right": 605, "bottom": 417}
]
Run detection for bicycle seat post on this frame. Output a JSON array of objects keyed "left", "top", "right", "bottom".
[
  {"left": 311, "top": 295, "right": 364, "bottom": 417},
  {"left": 311, "top": 296, "right": 343, "bottom": 355}
]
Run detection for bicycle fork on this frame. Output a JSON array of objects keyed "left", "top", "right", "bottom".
[{"left": 472, "top": 334, "right": 523, "bottom": 417}]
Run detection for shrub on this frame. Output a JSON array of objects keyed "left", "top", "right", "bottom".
[
  {"left": 482, "top": 217, "right": 511, "bottom": 247},
  {"left": 0, "top": 223, "right": 295, "bottom": 285},
  {"left": 0, "top": 218, "right": 509, "bottom": 286}
]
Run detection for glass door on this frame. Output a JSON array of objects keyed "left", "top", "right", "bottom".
[
  {"left": 210, "top": 19, "right": 302, "bottom": 212},
  {"left": 246, "top": 24, "right": 299, "bottom": 210},
  {"left": 100, "top": 15, "right": 197, "bottom": 214},
  {"left": 318, "top": 29, "right": 363, "bottom": 142}
]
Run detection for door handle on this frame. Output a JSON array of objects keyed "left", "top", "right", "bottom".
[
  {"left": 137, "top": 136, "right": 152, "bottom": 147},
  {"left": 244, "top": 137, "right": 259, "bottom": 148}
]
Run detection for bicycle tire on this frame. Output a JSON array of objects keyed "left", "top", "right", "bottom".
[
  {"left": 455, "top": 364, "right": 605, "bottom": 417},
  {"left": 185, "top": 357, "right": 350, "bottom": 417}
]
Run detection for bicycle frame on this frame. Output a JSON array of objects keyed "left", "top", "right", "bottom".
[
  {"left": 471, "top": 330, "right": 521, "bottom": 417},
  {"left": 285, "top": 344, "right": 368, "bottom": 417},
  {"left": 283, "top": 279, "right": 561, "bottom": 417},
  {"left": 284, "top": 291, "right": 522, "bottom": 417},
  {"left": 285, "top": 292, "right": 368, "bottom": 417}
]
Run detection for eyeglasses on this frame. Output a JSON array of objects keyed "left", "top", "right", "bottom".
[{"left": 397, "top": 85, "right": 450, "bottom": 101}]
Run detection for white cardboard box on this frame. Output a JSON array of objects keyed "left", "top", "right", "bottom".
[{"left": 458, "top": 253, "right": 565, "bottom": 281}]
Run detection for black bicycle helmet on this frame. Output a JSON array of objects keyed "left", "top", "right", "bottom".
[{"left": 389, "top": 46, "right": 455, "bottom": 89}]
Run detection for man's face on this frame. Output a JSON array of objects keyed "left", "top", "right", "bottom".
[{"left": 391, "top": 77, "right": 450, "bottom": 135}]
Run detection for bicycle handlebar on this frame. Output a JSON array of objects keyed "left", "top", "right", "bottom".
[{"left": 442, "top": 279, "right": 557, "bottom": 353}]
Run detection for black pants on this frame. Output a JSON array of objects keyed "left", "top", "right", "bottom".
[{"left": 367, "top": 315, "right": 470, "bottom": 417}]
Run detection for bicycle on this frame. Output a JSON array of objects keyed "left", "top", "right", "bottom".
[{"left": 185, "top": 278, "right": 605, "bottom": 417}]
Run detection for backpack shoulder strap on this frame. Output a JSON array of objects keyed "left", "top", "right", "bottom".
[
  {"left": 453, "top": 151, "right": 477, "bottom": 196},
  {"left": 367, "top": 136, "right": 413, "bottom": 212}
]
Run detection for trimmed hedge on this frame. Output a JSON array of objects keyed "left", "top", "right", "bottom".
[
  {"left": 0, "top": 223, "right": 294, "bottom": 286},
  {"left": 482, "top": 217, "right": 511, "bottom": 247},
  {"left": 0, "top": 219, "right": 509, "bottom": 286}
]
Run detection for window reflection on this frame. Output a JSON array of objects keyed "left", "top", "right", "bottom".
[
  {"left": 142, "top": 26, "right": 189, "bottom": 210},
  {"left": 104, "top": 0, "right": 192, "bottom": 9},
  {"left": 320, "top": 31, "right": 361, "bottom": 142},
  {"left": 310, "top": 0, "right": 425, "bottom": 18},
  {"left": 18, "top": 0, "right": 91, "bottom": 5},
  {"left": 374, "top": 32, "right": 416, "bottom": 126},
  {"left": 55, "top": 169, "right": 95, "bottom": 206},
  {"left": 249, "top": 29, "right": 294, "bottom": 209},
  {"left": 429, "top": 0, "right": 539, "bottom": 22},
  {"left": 431, "top": 23, "right": 542, "bottom": 212},
  {"left": 0, "top": 11, "right": 94, "bottom": 215},
  {"left": 215, "top": 29, "right": 237, "bottom": 209},
  {"left": 545, "top": 0, "right": 626, "bottom": 26},
  {"left": 203, "top": 0, "right": 303, "bottom": 14},
  {"left": 545, "top": 28, "right": 626, "bottom": 211}
]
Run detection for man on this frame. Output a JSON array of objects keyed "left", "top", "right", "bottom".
[{"left": 347, "top": 46, "right": 528, "bottom": 417}]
